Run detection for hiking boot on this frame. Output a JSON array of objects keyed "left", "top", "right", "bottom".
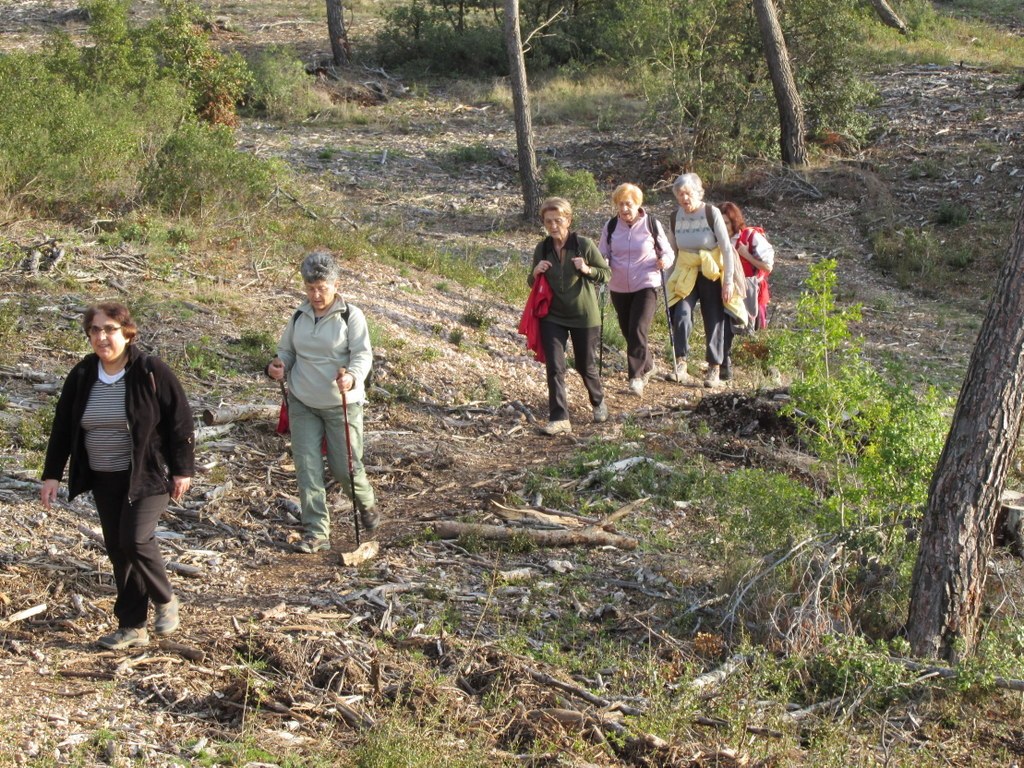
[
  {"left": 628, "top": 378, "right": 645, "bottom": 397},
  {"left": 153, "top": 595, "right": 179, "bottom": 637},
  {"left": 666, "top": 357, "right": 692, "bottom": 384},
  {"left": 720, "top": 362, "right": 733, "bottom": 381},
  {"left": 592, "top": 401, "right": 608, "bottom": 423},
  {"left": 359, "top": 506, "right": 380, "bottom": 532},
  {"left": 98, "top": 627, "right": 149, "bottom": 650},
  {"left": 541, "top": 419, "right": 572, "bottom": 436},
  {"left": 704, "top": 365, "right": 725, "bottom": 389},
  {"left": 641, "top": 362, "right": 657, "bottom": 384},
  {"left": 293, "top": 535, "right": 330, "bottom": 554}
]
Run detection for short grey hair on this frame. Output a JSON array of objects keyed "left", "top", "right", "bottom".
[
  {"left": 300, "top": 251, "right": 339, "bottom": 283},
  {"left": 672, "top": 173, "right": 704, "bottom": 201}
]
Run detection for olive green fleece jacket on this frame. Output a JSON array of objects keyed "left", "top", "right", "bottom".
[{"left": 527, "top": 234, "right": 611, "bottom": 328}]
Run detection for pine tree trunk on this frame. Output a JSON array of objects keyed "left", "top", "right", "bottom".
[
  {"left": 503, "top": 0, "right": 540, "bottom": 220},
  {"left": 326, "top": 0, "right": 349, "bottom": 66},
  {"left": 752, "top": 0, "right": 807, "bottom": 167},
  {"left": 907, "top": 193, "right": 1024, "bottom": 661}
]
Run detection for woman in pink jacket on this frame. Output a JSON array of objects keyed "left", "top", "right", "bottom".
[{"left": 598, "top": 183, "right": 674, "bottom": 397}]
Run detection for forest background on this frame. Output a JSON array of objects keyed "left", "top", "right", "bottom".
[{"left": 1, "top": 0, "right": 1024, "bottom": 766}]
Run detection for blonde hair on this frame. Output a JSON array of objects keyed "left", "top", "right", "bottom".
[
  {"left": 612, "top": 183, "right": 643, "bottom": 207},
  {"left": 539, "top": 197, "right": 573, "bottom": 221}
]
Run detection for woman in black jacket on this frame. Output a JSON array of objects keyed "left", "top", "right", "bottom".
[{"left": 41, "top": 302, "right": 194, "bottom": 650}]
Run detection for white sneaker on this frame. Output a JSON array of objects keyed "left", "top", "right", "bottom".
[
  {"left": 666, "top": 357, "right": 692, "bottom": 384},
  {"left": 628, "top": 378, "right": 644, "bottom": 397}
]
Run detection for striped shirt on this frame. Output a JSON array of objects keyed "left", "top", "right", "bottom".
[{"left": 81, "top": 378, "right": 131, "bottom": 472}]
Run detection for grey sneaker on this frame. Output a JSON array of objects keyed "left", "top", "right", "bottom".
[
  {"left": 641, "top": 363, "right": 657, "bottom": 384},
  {"left": 720, "top": 362, "right": 733, "bottom": 381},
  {"left": 592, "top": 401, "right": 608, "bottom": 423},
  {"left": 153, "top": 595, "right": 179, "bottom": 637},
  {"left": 359, "top": 506, "right": 380, "bottom": 532},
  {"left": 293, "top": 535, "right": 330, "bottom": 553},
  {"left": 628, "top": 378, "right": 644, "bottom": 397},
  {"left": 704, "top": 365, "right": 725, "bottom": 389},
  {"left": 98, "top": 627, "right": 149, "bottom": 650},
  {"left": 666, "top": 357, "right": 693, "bottom": 384},
  {"left": 541, "top": 419, "right": 572, "bottom": 436}
]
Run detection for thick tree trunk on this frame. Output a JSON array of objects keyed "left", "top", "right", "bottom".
[
  {"left": 867, "top": 0, "right": 909, "bottom": 35},
  {"left": 503, "top": 0, "right": 541, "bottom": 220},
  {"left": 752, "top": 0, "right": 807, "bottom": 167},
  {"left": 907, "top": 193, "right": 1024, "bottom": 661},
  {"left": 326, "top": 0, "right": 350, "bottom": 66}
]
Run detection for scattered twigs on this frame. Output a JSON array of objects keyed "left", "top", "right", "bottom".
[
  {"left": 891, "top": 657, "right": 1024, "bottom": 693},
  {"left": 689, "top": 654, "right": 751, "bottom": 695},
  {"left": 525, "top": 666, "right": 643, "bottom": 717},
  {"left": 2, "top": 603, "right": 47, "bottom": 627}
]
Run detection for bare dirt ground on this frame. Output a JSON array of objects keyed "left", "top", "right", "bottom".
[{"left": 2, "top": 2, "right": 1024, "bottom": 766}]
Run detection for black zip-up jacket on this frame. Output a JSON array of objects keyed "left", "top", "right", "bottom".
[{"left": 42, "top": 345, "right": 195, "bottom": 503}]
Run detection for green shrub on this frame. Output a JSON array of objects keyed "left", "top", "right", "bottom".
[
  {"left": 142, "top": 121, "right": 279, "bottom": 217},
  {"left": 245, "top": 47, "right": 326, "bottom": 121},
  {"left": 542, "top": 163, "right": 601, "bottom": 207},
  {"left": 373, "top": 3, "right": 506, "bottom": 76},
  {"left": 870, "top": 228, "right": 940, "bottom": 290}
]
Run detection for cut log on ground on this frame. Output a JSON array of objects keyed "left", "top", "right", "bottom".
[
  {"left": 202, "top": 404, "right": 280, "bottom": 426},
  {"left": 430, "top": 521, "right": 637, "bottom": 550}
]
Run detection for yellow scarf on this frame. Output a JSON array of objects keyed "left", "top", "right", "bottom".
[{"left": 666, "top": 247, "right": 749, "bottom": 328}]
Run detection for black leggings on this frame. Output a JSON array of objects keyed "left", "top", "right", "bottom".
[{"left": 92, "top": 471, "right": 172, "bottom": 629}]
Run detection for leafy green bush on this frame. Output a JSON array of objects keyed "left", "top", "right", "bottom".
[
  {"left": 373, "top": 3, "right": 505, "bottom": 76},
  {"left": 245, "top": 47, "right": 326, "bottom": 121},
  {"left": 542, "top": 163, "right": 601, "bottom": 207},
  {"left": 142, "top": 121, "right": 278, "bottom": 217}
]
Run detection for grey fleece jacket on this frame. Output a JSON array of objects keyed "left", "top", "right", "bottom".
[{"left": 276, "top": 298, "right": 373, "bottom": 409}]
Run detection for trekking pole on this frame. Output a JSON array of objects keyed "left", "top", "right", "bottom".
[
  {"left": 340, "top": 378, "right": 361, "bottom": 547},
  {"left": 660, "top": 270, "right": 679, "bottom": 366}
]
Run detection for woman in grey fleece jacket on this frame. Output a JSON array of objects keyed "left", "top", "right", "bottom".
[{"left": 267, "top": 251, "right": 378, "bottom": 553}]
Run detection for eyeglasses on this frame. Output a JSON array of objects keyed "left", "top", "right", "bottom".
[
  {"left": 87, "top": 325, "right": 122, "bottom": 338},
  {"left": 543, "top": 217, "right": 569, "bottom": 226}
]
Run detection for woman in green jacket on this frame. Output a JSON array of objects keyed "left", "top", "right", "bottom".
[{"left": 528, "top": 197, "right": 611, "bottom": 435}]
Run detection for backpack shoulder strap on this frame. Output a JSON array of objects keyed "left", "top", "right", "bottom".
[
  {"left": 670, "top": 208, "right": 678, "bottom": 233},
  {"left": 704, "top": 203, "right": 716, "bottom": 230},
  {"left": 646, "top": 214, "right": 664, "bottom": 257},
  {"left": 605, "top": 216, "right": 618, "bottom": 246}
]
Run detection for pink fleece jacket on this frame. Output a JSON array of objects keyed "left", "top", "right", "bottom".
[{"left": 598, "top": 209, "right": 675, "bottom": 294}]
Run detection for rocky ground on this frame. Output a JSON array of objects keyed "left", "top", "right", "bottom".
[{"left": 2, "top": 2, "right": 1024, "bottom": 766}]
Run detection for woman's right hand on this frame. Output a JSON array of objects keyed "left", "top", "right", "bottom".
[
  {"left": 533, "top": 261, "right": 550, "bottom": 277},
  {"left": 40, "top": 479, "right": 59, "bottom": 509},
  {"left": 267, "top": 357, "right": 285, "bottom": 381}
]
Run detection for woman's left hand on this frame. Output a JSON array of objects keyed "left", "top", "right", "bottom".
[
  {"left": 722, "top": 284, "right": 733, "bottom": 304},
  {"left": 336, "top": 368, "right": 354, "bottom": 392},
  {"left": 571, "top": 256, "right": 591, "bottom": 275},
  {"left": 171, "top": 476, "right": 191, "bottom": 503}
]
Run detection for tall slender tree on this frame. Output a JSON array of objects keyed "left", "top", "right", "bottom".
[
  {"left": 503, "top": 0, "right": 540, "bottom": 220},
  {"left": 326, "top": 0, "right": 350, "bottom": 66},
  {"left": 752, "top": 0, "right": 807, "bottom": 167},
  {"left": 907, "top": 192, "right": 1024, "bottom": 661}
]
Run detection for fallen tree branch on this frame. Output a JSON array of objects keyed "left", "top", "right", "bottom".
[{"left": 430, "top": 521, "right": 637, "bottom": 550}]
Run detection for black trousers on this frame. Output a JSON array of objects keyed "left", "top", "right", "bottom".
[
  {"left": 610, "top": 288, "right": 658, "bottom": 380},
  {"left": 540, "top": 320, "right": 603, "bottom": 422},
  {"left": 92, "top": 470, "right": 173, "bottom": 629},
  {"left": 669, "top": 274, "right": 732, "bottom": 365}
]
